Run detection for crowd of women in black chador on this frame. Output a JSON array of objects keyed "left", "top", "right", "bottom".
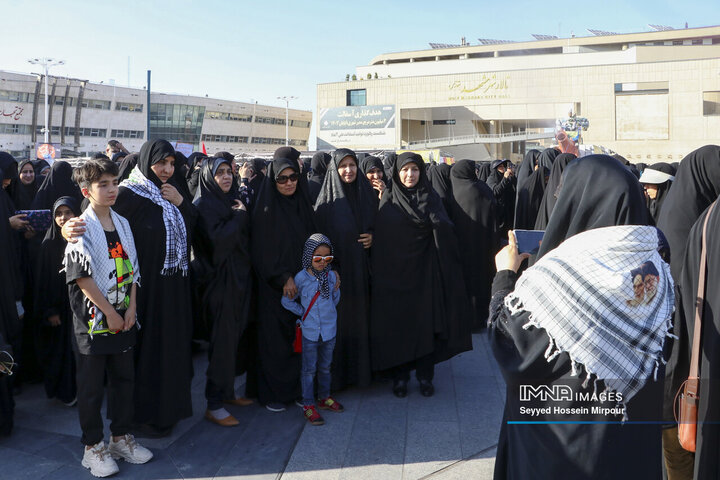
[{"left": 5, "top": 140, "right": 720, "bottom": 477}]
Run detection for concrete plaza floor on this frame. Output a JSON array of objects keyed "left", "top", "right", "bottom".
[{"left": 0, "top": 333, "right": 505, "bottom": 480}]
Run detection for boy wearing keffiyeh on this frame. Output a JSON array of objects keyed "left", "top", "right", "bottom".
[
  {"left": 281, "top": 233, "right": 343, "bottom": 425},
  {"left": 64, "top": 159, "right": 152, "bottom": 477}
]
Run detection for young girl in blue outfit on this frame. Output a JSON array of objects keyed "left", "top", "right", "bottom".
[{"left": 281, "top": 233, "right": 343, "bottom": 425}]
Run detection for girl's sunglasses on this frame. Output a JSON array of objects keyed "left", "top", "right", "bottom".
[
  {"left": 276, "top": 173, "right": 300, "bottom": 184},
  {"left": 312, "top": 255, "right": 334, "bottom": 263}
]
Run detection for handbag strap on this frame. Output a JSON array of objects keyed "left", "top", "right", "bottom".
[
  {"left": 301, "top": 290, "right": 322, "bottom": 323},
  {"left": 689, "top": 201, "right": 717, "bottom": 378}
]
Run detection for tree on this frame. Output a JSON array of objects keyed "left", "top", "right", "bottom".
[
  {"left": 374, "top": 72, "right": 378, "bottom": 79},
  {"left": 367, "top": 73, "right": 372, "bottom": 79},
  {"left": 351, "top": 74, "right": 357, "bottom": 81},
  {"left": 345, "top": 74, "right": 350, "bottom": 81}
]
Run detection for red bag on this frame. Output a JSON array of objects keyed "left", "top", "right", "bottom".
[{"left": 293, "top": 290, "right": 321, "bottom": 354}]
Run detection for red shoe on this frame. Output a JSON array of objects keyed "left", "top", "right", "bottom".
[
  {"left": 303, "top": 405, "right": 325, "bottom": 426},
  {"left": 318, "top": 396, "right": 344, "bottom": 413}
]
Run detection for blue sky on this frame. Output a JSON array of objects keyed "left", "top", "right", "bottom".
[{"left": 3, "top": 0, "right": 718, "bottom": 147}]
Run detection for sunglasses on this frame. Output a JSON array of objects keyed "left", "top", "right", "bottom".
[
  {"left": 312, "top": 255, "right": 334, "bottom": 263},
  {"left": 276, "top": 173, "right": 300, "bottom": 184}
]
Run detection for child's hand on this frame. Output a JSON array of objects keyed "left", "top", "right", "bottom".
[
  {"left": 123, "top": 308, "right": 136, "bottom": 331},
  {"left": 107, "top": 311, "right": 125, "bottom": 333}
]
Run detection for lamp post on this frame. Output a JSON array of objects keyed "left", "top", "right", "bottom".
[
  {"left": 28, "top": 58, "right": 65, "bottom": 144},
  {"left": 277, "top": 96, "right": 297, "bottom": 146}
]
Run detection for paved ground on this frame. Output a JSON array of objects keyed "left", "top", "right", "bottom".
[{"left": 0, "top": 333, "right": 505, "bottom": 480}]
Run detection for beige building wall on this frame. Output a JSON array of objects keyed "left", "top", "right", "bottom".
[{"left": 319, "top": 53, "right": 720, "bottom": 163}]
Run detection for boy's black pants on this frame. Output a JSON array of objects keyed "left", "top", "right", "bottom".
[{"left": 75, "top": 350, "right": 134, "bottom": 446}]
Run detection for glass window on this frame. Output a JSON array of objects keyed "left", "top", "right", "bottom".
[{"left": 346, "top": 89, "right": 367, "bottom": 106}]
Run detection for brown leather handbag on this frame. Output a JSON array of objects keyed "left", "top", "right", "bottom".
[{"left": 674, "top": 201, "right": 716, "bottom": 452}]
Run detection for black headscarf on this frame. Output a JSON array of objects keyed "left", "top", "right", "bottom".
[
  {"left": 308, "top": 151, "right": 331, "bottom": 204},
  {"left": 315, "top": 148, "right": 377, "bottom": 267},
  {"left": 194, "top": 157, "right": 239, "bottom": 210},
  {"left": 360, "top": 155, "right": 384, "bottom": 176},
  {"left": 30, "top": 161, "right": 82, "bottom": 211},
  {"left": 186, "top": 153, "right": 207, "bottom": 178},
  {"left": 449, "top": 159, "right": 498, "bottom": 328},
  {"left": 137, "top": 139, "right": 176, "bottom": 188},
  {"left": 534, "top": 153, "right": 577, "bottom": 230},
  {"left": 536, "top": 154, "right": 649, "bottom": 259},
  {"left": 427, "top": 163, "right": 453, "bottom": 214},
  {"left": 117, "top": 153, "right": 139, "bottom": 183},
  {"left": 514, "top": 149, "right": 557, "bottom": 230},
  {"left": 170, "top": 151, "right": 193, "bottom": 204},
  {"left": 35, "top": 196, "right": 80, "bottom": 320},
  {"left": 0, "top": 153, "right": 17, "bottom": 184},
  {"left": 251, "top": 156, "right": 316, "bottom": 287},
  {"left": 214, "top": 151, "right": 235, "bottom": 163},
  {"left": 642, "top": 162, "right": 675, "bottom": 225},
  {"left": 32, "top": 159, "right": 50, "bottom": 181},
  {"left": 8, "top": 160, "right": 37, "bottom": 211},
  {"left": 382, "top": 151, "right": 397, "bottom": 183},
  {"left": 656, "top": 145, "right": 720, "bottom": 281},
  {"left": 516, "top": 149, "right": 540, "bottom": 189},
  {"left": 477, "top": 161, "right": 492, "bottom": 182}
]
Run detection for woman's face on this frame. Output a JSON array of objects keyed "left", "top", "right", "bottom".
[
  {"left": 275, "top": 167, "right": 298, "bottom": 196},
  {"left": 366, "top": 167, "right": 384, "bottom": 182},
  {"left": 338, "top": 156, "right": 357, "bottom": 184},
  {"left": 399, "top": 162, "right": 420, "bottom": 188},
  {"left": 19, "top": 164, "right": 34, "bottom": 185},
  {"left": 644, "top": 184, "right": 659, "bottom": 200},
  {"left": 150, "top": 156, "right": 175, "bottom": 184},
  {"left": 54, "top": 205, "right": 74, "bottom": 228},
  {"left": 213, "top": 162, "right": 233, "bottom": 194}
]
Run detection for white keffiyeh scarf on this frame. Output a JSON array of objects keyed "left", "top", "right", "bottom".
[
  {"left": 121, "top": 166, "right": 188, "bottom": 275},
  {"left": 504, "top": 225, "right": 674, "bottom": 407},
  {"left": 63, "top": 206, "right": 140, "bottom": 337}
]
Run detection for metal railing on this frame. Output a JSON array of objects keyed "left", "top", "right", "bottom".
[{"left": 407, "top": 130, "right": 555, "bottom": 148}]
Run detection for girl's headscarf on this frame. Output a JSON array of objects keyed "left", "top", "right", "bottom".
[{"left": 301, "top": 233, "right": 334, "bottom": 299}]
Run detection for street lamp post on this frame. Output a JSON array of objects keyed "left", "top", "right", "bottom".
[
  {"left": 277, "top": 96, "right": 297, "bottom": 146},
  {"left": 28, "top": 58, "right": 65, "bottom": 144}
]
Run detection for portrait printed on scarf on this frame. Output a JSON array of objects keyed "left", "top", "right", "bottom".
[
  {"left": 626, "top": 261, "right": 659, "bottom": 307},
  {"left": 640, "top": 261, "right": 659, "bottom": 305},
  {"left": 627, "top": 267, "right": 645, "bottom": 307}
]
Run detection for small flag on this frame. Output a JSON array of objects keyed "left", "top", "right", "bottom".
[{"left": 202, "top": 142, "right": 207, "bottom": 155}]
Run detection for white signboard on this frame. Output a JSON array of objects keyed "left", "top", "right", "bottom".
[{"left": 317, "top": 105, "right": 395, "bottom": 150}]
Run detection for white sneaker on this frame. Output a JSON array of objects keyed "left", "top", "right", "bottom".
[
  {"left": 81, "top": 441, "right": 120, "bottom": 478},
  {"left": 108, "top": 434, "right": 153, "bottom": 464}
]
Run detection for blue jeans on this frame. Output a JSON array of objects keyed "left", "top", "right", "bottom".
[{"left": 301, "top": 336, "right": 336, "bottom": 406}]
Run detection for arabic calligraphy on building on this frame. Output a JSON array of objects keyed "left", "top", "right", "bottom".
[
  {"left": 0, "top": 105, "right": 24, "bottom": 121},
  {"left": 448, "top": 74, "right": 509, "bottom": 101}
]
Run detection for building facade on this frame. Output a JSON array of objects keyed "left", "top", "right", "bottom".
[
  {"left": 0, "top": 70, "right": 311, "bottom": 159},
  {"left": 317, "top": 25, "right": 720, "bottom": 163}
]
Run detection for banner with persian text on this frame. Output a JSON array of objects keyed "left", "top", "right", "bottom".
[{"left": 317, "top": 105, "right": 395, "bottom": 150}]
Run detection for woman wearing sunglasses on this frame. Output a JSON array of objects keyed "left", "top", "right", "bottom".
[{"left": 251, "top": 152, "right": 317, "bottom": 412}]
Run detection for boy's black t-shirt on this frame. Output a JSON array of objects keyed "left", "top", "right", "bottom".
[{"left": 66, "top": 229, "right": 136, "bottom": 355}]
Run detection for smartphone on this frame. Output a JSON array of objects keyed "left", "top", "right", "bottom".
[
  {"left": 15, "top": 209, "right": 52, "bottom": 231},
  {"left": 513, "top": 230, "right": 544, "bottom": 255}
]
